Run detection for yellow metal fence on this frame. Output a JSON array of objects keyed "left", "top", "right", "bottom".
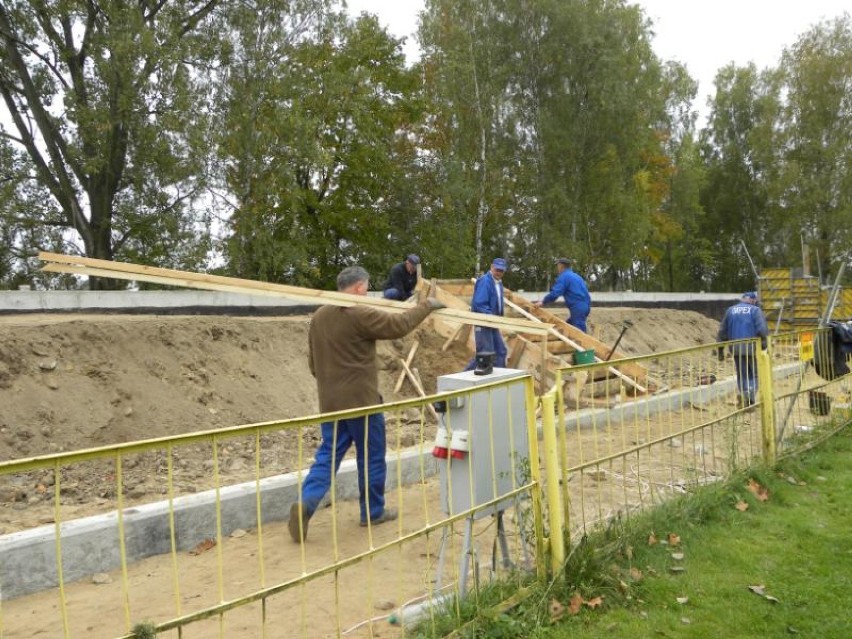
[
  {"left": 545, "top": 328, "right": 851, "bottom": 544},
  {"left": 0, "top": 376, "right": 542, "bottom": 639},
  {"left": 1, "top": 330, "right": 850, "bottom": 638}
]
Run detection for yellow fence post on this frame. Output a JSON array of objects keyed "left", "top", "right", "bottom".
[
  {"left": 757, "top": 341, "right": 776, "bottom": 465},
  {"left": 524, "top": 378, "right": 547, "bottom": 582},
  {"left": 540, "top": 390, "right": 566, "bottom": 573}
]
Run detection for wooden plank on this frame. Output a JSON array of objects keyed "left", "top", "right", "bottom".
[
  {"left": 441, "top": 325, "right": 464, "bottom": 351},
  {"left": 507, "top": 335, "right": 527, "bottom": 368},
  {"left": 400, "top": 361, "right": 440, "bottom": 421},
  {"left": 504, "top": 289, "right": 650, "bottom": 383},
  {"left": 503, "top": 297, "right": 647, "bottom": 394},
  {"left": 394, "top": 342, "right": 420, "bottom": 393},
  {"left": 39, "top": 254, "right": 552, "bottom": 335}
]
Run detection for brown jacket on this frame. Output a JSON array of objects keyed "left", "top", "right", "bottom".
[{"left": 308, "top": 301, "right": 433, "bottom": 413}]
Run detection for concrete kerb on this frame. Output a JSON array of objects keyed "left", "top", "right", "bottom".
[
  {"left": 0, "top": 449, "right": 437, "bottom": 600},
  {"left": 556, "top": 361, "right": 803, "bottom": 435},
  {"left": 0, "top": 363, "right": 802, "bottom": 600}
]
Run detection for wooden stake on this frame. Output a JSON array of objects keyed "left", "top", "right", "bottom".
[
  {"left": 394, "top": 342, "right": 420, "bottom": 393},
  {"left": 400, "top": 361, "right": 440, "bottom": 421}
]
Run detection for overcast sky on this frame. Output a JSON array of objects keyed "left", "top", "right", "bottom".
[{"left": 346, "top": 0, "right": 850, "bottom": 119}]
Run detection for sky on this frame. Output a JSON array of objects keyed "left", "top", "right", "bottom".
[{"left": 346, "top": 0, "right": 850, "bottom": 120}]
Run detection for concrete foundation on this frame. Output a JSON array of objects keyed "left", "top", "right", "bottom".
[
  {"left": 0, "top": 290, "right": 737, "bottom": 320},
  {"left": 0, "top": 449, "right": 436, "bottom": 600}
]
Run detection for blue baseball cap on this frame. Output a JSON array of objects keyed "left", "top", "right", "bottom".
[
  {"left": 742, "top": 291, "right": 758, "bottom": 300},
  {"left": 492, "top": 258, "right": 508, "bottom": 271},
  {"left": 406, "top": 254, "right": 420, "bottom": 265}
]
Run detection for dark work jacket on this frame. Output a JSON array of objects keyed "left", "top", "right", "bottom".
[
  {"left": 382, "top": 262, "right": 417, "bottom": 298},
  {"left": 308, "top": 301, "right": 433, "bottom": 412}
]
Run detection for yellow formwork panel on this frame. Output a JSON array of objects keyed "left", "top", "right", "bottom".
[{"left": 759, "top": 268, "right": 825, "bottom": 330}]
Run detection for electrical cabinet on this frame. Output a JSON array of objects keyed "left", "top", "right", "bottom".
[{"left": 435, "top": 369, "right": 530, "bottom": 519}]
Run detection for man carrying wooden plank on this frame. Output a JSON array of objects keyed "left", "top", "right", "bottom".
[{"left": 289, "top": 265, "right": 445, "bottom": 542}]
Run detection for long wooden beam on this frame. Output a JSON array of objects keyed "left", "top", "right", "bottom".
[
  {"left": 39, "top": 252, "right": 552, "bottom": 335},
  {"left": 503, "top": 297, "right": 647, "bottom": 394}
]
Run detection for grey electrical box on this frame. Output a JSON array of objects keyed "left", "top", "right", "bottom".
[{"left": 436, "top": 368, "right": 530, "bottom": 519}]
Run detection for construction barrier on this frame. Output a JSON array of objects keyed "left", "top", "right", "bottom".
[{"left": 1, "top": 330, "right": 850, "bottom": 638}]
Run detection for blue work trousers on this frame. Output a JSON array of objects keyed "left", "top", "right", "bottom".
[
  {"left": 567, "top": 303, "right": 590, "bottom": 333},
  {"left": 733, "top": 354, "right": 758, "bottom": 405},
  {"left": 298, "top": 414, "right": 387, "bottom": 522},
  {"left": 464, "top": 326, "right": 507, "bottom": 370},
  {"left": 383, "top": 288, "right": 409, "bottom": 300}
]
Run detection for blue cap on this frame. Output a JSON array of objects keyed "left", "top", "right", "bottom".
[
  {"left": 406, "top": 254, "right": 420, "bottom": 265},
  {"left": 492, "top": 258, "right": 508, "bottom": 271},
  {"left": 742, "top": 291, "right": 758, "bottom": 300}
]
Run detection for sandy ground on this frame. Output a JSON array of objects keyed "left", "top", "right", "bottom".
[{"left": 0, "top": 306, "right": 727, "bottom": 637}]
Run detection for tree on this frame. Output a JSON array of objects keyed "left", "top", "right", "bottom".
[
  {"left": 219, "top": 7, "right": 424, "bottom": 289},
  {"left": 777, "top": 14, "right": 852, "bottom": 277},
  {"left": 420, "top": 0, "right": 676, "bottom": 290},
  {"left": 700, "top": 63, "right": 781, "bottom": 291},
  {"left": 0, "top": 0, "right": 220, "bottom": 288}
]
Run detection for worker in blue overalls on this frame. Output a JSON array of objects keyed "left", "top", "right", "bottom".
[
  {"left": 465, "top": 258, "right": 508, "bottom": 372},
  {"left": 717, "top": 291, "right": 769, "bottom": 407},
  {"left": 533, "top": 258, "right": 592, "bottom": 332}
]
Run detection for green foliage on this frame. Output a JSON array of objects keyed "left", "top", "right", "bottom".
[
  {"left": 217, "top": 2, "right": 424, "bottom": 288},
  {"left": 130, "top": 621, "right": 157, "bottom": 639},
  {"left": 418, "top": 0, "right": 678, "bottom": 290},
  {"left": 0, "top": 0, "right": 218, "bottom": 288},
  {"left": 416, "top": 427, "right": 852, "bottom": 638},
  {"left": 1, "top": 1, "right": 848, "bottom": 293}
]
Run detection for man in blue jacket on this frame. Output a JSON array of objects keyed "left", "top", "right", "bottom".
[
  {"left": 464, "top": 258, "right": 508, "bottom": 372},
  {"left": 533, "top": 258, "right": 591, "bottom": 332},
  {"left": 717, "top": 291, "right": 769, "bottom": 407}
]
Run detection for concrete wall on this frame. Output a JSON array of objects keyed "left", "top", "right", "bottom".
[{"left": 0, "top": 290, "right": 737, "bottom": 319}]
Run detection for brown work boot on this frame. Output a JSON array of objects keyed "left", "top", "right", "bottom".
[
  {"left": 288, "top": 502, "right": 311, "bottom": 542},
  {"left": 360, "top": 508, "right": 398, "bottom": 527}
]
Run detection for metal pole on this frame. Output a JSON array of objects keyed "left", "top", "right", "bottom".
[
  {"left": 605, "top": 320, "right": 633, "bottom": 361},
  {"left": 740, "top": 240, "right": 760, "bottom": 283}
]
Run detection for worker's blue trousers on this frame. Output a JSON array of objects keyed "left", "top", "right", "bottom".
[
  {"left": 734, "top": 354, "right": 758, "bottom": 406},
  {"left": 298, "top": 414, "right": 386, "bottom": 523},
  {"left": 567, "top": 302, "right": 590, "bottom": 333},
  {"left": 464, "top": 326, "right": 508, "bottom": 370}
]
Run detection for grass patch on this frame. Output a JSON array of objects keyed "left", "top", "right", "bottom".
[{"left": 411, "top": 425, "right": 851, "bottom": 638}]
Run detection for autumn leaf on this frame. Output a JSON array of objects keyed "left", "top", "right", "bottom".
[
  {"left": 189, "top": 538, "right": 216, "bottom": 555},
  {"left": 735, "top": 501, "right": 749, "bottom": 512},
  {"left": 36, "top": 483, "right": 47, "bottom": 494},
  {"left": 648, "top": 532, "right": 658, "bottom": 545},
  {"left": 747, "top": 479, "right": 769, "bottom": 502},
  {"left": 667, "top": 533, "right": 681, "bottom": 546},
  {"left": 584, "top": 595, "right": 604, "bottom": 609},
  {"left": 549, "top": 598, "right": 565, "bottom": 622},
  {"left": 748, "top": 584, "right": 780, "bottom": 603},
  {"left": 568, "top": 592, "right": 584, "bottom": 615},
  {"left": 629, "top": 566, "right": 644, "bottom": 582}
]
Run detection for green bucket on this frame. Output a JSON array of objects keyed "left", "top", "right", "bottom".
[{"left": 572, "top": 349, "right": 596, "bottom": 365}]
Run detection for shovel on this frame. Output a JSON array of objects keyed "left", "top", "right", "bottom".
[{"left": 605, "top": 320, "right": 633, "bottom": 361}]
